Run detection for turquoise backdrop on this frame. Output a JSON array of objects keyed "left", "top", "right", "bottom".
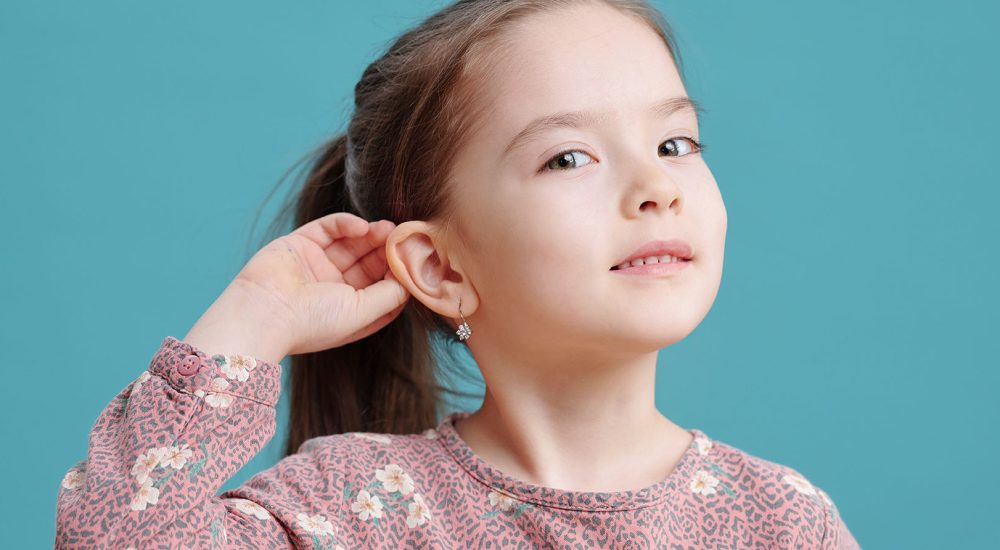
[{"left": 2, "top": 1, "right": 996, "bottom": 547}]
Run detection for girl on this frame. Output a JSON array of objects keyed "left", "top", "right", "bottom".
[{"left": 55, "top": 0, "right": 860, "bottom": 548}]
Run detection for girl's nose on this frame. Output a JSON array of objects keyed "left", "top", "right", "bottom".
[{"left": 620, "top": 158, "right": 684, "bottom": 218}]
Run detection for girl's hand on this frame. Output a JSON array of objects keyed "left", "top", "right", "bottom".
[{"left": 184, "top": 212, "right": 411, "bottom": 363}]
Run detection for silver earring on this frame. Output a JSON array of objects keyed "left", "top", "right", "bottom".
[{"left": 455, "top": 297, "right": 472, "bottom": 341}]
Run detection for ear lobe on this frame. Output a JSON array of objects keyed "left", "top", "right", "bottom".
[{"left": 385, "top": 220, "right": 469, "bottom": 318}]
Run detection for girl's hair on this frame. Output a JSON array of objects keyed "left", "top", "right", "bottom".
[{"left": 249, "top": 0, "right": 687, "bottom": 458}]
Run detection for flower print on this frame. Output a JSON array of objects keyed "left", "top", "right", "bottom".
[
  {"left": 352, "top": 432, "right": 392, "bottom": 444},
  {"left": 159, "top": 443, "right": 193, "bottom": 470},
  {"left": 199, "top": 377, "right": 235, "bottom": 408},
  {"left": 689, "top": 469, "right": 721, "bottom": 495},
  {"left": 422, "top": 428, "right": 438, "bottom": 439},
  {"left": 375, "top": 463, "right": 414, "bottom": 495},
  {"left": 131, "top": 447, "right": 167, "bottom": 485},
  {"left": 130, "top": 371, "right": 151, "bottom": 397},
  {"left": 482, "top": 488, "right": 533, "bottom": 520},
  {"left": 232, "top": 498, "right": 273, "bottom": 520},
  {"left": 350, "top": 489, "right": 384, "bottom": 521},
  {"left": 296, "top": 512, "right": 336, "bottom": 537},
  {"left": 61, "top": 469, "right": 84, "bottom": 490},
  {"left": 782, "top": 473, "right": 817, "bottom": 496},
  {"left": 130, "top": 479, "right": 160, "bottom": 511},
  {"left": 487, "top": 489, "right": 517, "bottom": 511},
  {"left": 195, "top": 378, "right": 235, "bottom": 408},
  {"left": 209, "top": 377, "right": 230, "bottom": 392},
  {"left": 406, "top": 493, "right": 432, "bottom": 527},
  {"left": 204, "top": 391, "right": 234, "bottom": 409},
  {"left": 219, "top": 354, "right": 257, "bottom": 382},
  {"left": 694, "top": 435, "right": 713, "bottom": 455}
]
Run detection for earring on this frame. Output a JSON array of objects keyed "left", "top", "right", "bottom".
[{"left": 455, "top": 297, "right": 472, "bottom": 341}]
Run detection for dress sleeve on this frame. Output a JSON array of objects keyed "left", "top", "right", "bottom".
[
  {"left": 54, "top": 335, "right": 300, "bottom": 548},
  {"left": 819, "top": 489, "right": 862, "bottom": 550}
]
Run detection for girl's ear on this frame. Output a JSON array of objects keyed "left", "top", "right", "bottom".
[{"left": 385, "top": 220, "right": 477, "bottom": 319}]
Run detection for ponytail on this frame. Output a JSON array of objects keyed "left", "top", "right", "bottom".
[{"left": 269, "top": 133, "right": 480, "bottom": 457}]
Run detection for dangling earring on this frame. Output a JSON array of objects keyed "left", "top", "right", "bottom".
[{"left": 455, "top": 297, "right": 472, "bottom": 341}]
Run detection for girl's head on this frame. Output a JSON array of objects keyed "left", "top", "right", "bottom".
[{"left": 267, "top": 0, "right": 726, "bottom": 455}]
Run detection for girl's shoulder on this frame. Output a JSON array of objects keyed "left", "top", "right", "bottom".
[
  {"left": 695, "top": 430, "right": 840, "bottom": 510},
  {"left": 682, "top": 430, "right": 860, "bottom": 548}
]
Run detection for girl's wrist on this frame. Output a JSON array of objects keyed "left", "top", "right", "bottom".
[{"left": 181, "top": 280, "right": 294, "bottom": 366}]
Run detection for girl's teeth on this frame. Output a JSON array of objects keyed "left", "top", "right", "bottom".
[{"left": 616, "top": 255, "right": 681, "bottom": 270}]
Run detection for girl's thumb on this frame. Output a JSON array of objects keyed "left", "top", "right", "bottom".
[{"left": 352, "top": 276, "right": 411, "bottom": 327}]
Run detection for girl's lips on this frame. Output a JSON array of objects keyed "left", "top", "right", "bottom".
[{"left": 610, "top": 259, "right": 692, "bottom": 275}]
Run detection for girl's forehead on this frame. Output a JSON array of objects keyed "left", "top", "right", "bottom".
[
  {"left": 468, "top": 44, "right": 685, "bottom": 154},
  {"left": 472, "top": 7, "right": 683, "bottom": 120}
]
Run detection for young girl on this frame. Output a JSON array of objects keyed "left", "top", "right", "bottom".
[{"left": 55, "top": 0, "right": 860, "bottom": 548}]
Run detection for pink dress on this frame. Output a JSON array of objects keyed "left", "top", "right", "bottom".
[{"left": 55, "top": 336, "right": 861, "bottom": 548}]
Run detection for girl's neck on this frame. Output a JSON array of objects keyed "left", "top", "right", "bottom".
[{"left": 452, "top": 397, "right": 694, "bottom": 493}]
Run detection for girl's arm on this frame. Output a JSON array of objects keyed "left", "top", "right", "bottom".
[
  {"left": 55, "top": 212, "right": 403, "bottom": 547},
  {"left": 821, "top": 494, "right": 862, "bottom": 550},
  {"left": 54, "top": 336, "right": 327, "bottom": 548}
]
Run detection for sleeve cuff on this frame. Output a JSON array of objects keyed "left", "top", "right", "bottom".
[{"left": 148, "top": 336, "right": 282, "bottom": 407}]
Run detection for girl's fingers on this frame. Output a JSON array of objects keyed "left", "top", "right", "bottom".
[
  {"left": 294, "top": 234, "right": 345, "bottom": 282},
  {"left": 341, "top": 244, "right": 391, "bottom": 289},
  {"left": 323, "top": 220, "right": 394, "bottom": 272},
  {"left": 291, "top": 212, "right": 369, "bottom": 249},
  {"left": 340, "top": 300, "right": 407, "bottom": 344},
  {"left": 289, "top": 213, "right": 396, "bottom": 283}
]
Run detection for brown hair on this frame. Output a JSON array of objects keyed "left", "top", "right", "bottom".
[{"left": 247, "top": 0, "right": 687, "bottom": 458}]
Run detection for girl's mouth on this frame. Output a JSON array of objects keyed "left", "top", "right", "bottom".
[{"left": 610, "top": 257, "right": 692, "bottom": 275}]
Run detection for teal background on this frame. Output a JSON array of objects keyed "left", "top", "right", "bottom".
[{"left": 2, "top": 1, "right": 996, "bottom": 547}]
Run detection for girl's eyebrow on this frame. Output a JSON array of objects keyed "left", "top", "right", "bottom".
[{"left": 501, "top": 96, "right": 703, "bottom": 158}]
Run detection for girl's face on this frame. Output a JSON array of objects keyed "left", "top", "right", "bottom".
[{"left": 445, "top": 2, "right": 726, "bottom": 359}]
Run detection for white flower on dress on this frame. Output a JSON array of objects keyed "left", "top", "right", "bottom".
[
  {"left": 231, "top": 498, "right": 273, "bottom": 520},
  {"left": 352, "top": 432, "right": 392, "bottom": 444},
  {"left": 350, "top": 489, "right": 384, "bottom": 521},
  {"left": 159, "top": 443, "right": 194, "bottom": 470},
  {"left": 296, "top": 512, "right": 336, "bottom": 537},
  {"left": 782, "top": 473, "right": 818, "bottom": 496},
  {"left": 198, "top": 377, "right": 235, "bottom": 408},
  {"left": 131, "top": 447, "right": 167, "bottom": 485},
  {"left": 422, "top": 428, "right": 438, "bottom": 439},
  {"left": 130, "top": 479, "right": 160, "bottom": 511},
  {"left": 205, "top": 392, "right": 235, "bottom": 409},
  {"left": 219, "top": 354, "right": 257, "bottom": 382},
  {"left": 375, "top": 463, "right": 414, "bottom": 495},
  {"left": 487, "top": 489, "right": 517, "bottom": 511},
  {"left": 689, "top": 469, "right": 720, "bottom": 495},
  {"left": 406, "top": 493, "right": 432, "bottom": 527},
  {"left": 130, "top": 371, "right": 151, "bottom": 397},
  {"left": 61, "top": 469, "right": 84, "bottom": 490},
  {"left": 694, "top": 435, "right": 713, "bottom": 455}
]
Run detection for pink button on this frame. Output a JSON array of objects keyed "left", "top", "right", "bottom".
[{"left": 177, "top": 356, "right": 201, "bottom": 376}]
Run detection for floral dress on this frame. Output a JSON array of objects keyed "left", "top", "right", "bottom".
[{"left": 55, "top": 336, "right": 861, "bottom": 548}]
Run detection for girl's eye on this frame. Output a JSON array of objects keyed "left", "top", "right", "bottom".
[
  {"left": 541, "top": 150, "right": 596, "bottom": 172},
  {"left": 660, "top": 136, "right": 704, "bottom": 157},
  {"left": 539, "top": 136, "right": 705, "bottom": 173}
]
